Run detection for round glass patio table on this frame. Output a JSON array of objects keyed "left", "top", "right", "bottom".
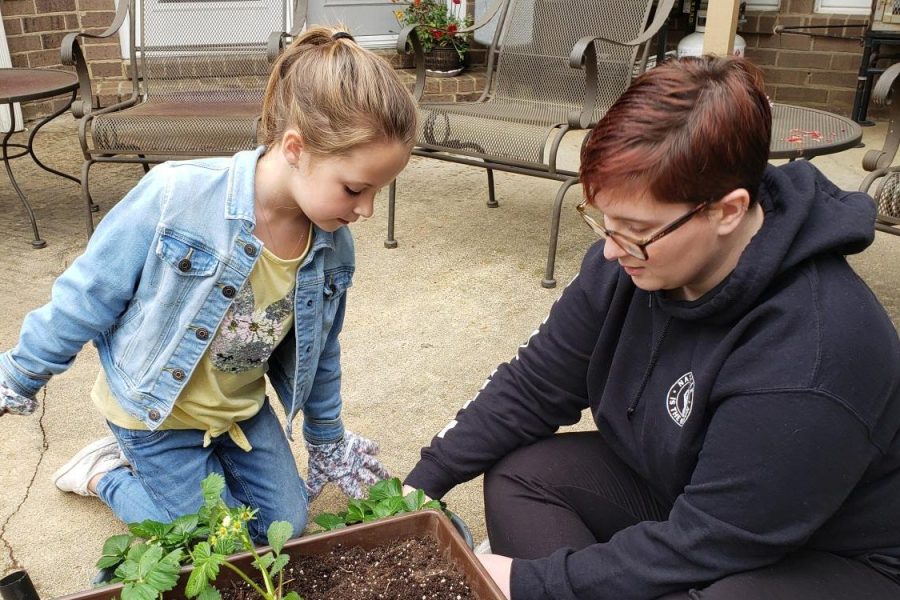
[{"left": 1, "top": 68, "right": 80, "bottom": 248}]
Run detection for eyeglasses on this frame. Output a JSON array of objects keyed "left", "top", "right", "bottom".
[{"left": 576, "top": 198, "right": 711, "bottom": 260}]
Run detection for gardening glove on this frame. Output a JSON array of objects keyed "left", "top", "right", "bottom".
[
  {"left": 0, "top": 382, "right": 37, "bottom": 416},
  {"left": 304, "top": 430, "right": 391, "bottom": 500}
]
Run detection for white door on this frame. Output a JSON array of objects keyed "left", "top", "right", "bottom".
[
  {"left": 307, "top": 0, "right": 401, "bottom": 47},
  {"left": 0, "top": 5, "right": 24, "bottom": 133}
]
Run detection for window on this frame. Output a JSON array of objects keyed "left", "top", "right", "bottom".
[
  {"left": 815, "top": 0, "right": 871, "bottom": 14},
  {"left": 745, "top": 0, "right": 780, "bottom": 11}
]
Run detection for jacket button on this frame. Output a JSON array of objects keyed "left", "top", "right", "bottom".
[
  {"left": 196, "top": 328, "right": 209, "bottom": 341},
  {"left": 222, "top": 286, "right": 236, "bottom": 298},
  {"left": 172, "top": 369, "right": 186, "bottom": 381},
  {"left": 244, "top": 244, "right": 257, "bottom": 257},
  {"left": 306, "top": 299, "right": 313, "bottom": 307},
  {"left": 148, "top": 409, "right": 160, "bottom": 421},
  {"left": 177, "top": 259, "right": 192, "bottom": 272}
]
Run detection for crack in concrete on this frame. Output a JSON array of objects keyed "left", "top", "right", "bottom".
[{"left": 1, "top": 389, "right": 49, "bottom": 572}]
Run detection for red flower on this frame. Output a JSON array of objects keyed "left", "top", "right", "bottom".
[
  {"left": 452, "top": 0, "right": 461, "bottom": 4},
  {"left": 447, "top": 23, "right": 458, "bottom": 34},
  {"left": 432, "top": 29, "right": 443, "bottom": 40}
]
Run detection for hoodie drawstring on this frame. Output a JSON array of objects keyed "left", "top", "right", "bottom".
[{"left": 627, "top": 315, "right": 672, "bottom": 419}]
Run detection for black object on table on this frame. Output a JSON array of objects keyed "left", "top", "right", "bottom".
[
  {"left": 770, "top": 103, "right": 863, "bottom": 161},
  {"left": 1, "top": 68, "right": 80, "bottom": 248}
]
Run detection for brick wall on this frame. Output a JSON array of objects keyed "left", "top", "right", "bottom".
[
  {"left": 1, "top": 0, "right": 872, "bottom": 121},
  {"left": 738, "top": 1, "right": 868, "bottom": 117},
  {"left": 2, "top": 0, "right": 125, "bottom": 119}
]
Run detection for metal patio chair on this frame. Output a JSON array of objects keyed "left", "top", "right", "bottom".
[
  {"left": 859, "top": 62, "right": 900, "bottom": 237},
  {"left": 61, "top": 0, "right": 289, "bottom": 236},
  {"left": 389, "top": 0, "right": 676, "bottom": 287}
]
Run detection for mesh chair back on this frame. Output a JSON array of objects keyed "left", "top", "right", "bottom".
[
  {"left": 875, "top": 172, "right": 900, "bottom": 221},
  {"left": 491, "top": 0, "right": 652, "bottom": 122},
  {"left": 139, "top": 0, "right": 287, "bottom": 104}
]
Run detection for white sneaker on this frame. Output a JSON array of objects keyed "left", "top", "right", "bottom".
[
  {"left": 52, "top": 436, "right": 127, "bottom": 497},
  {"left": 474, "top": 538, "right": 492, "bottom": 554}
]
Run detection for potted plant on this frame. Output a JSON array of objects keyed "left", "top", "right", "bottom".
[
  {"left": 47, "top": 476, "right": 502, "bottom": 600},
  {"left": 392, "top": 0, "right": 474, "bottom": 76}
]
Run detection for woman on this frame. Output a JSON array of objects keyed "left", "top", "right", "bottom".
[{"left": 404, "top": 56, "right": 900, "bottom": 599}]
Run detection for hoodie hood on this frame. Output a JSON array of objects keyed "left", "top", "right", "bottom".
[{"left": 656, "top": 161, "right": 876, "bottom": 325}]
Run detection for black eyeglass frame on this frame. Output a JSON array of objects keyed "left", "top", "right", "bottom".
[{"left": 576, "top": 198, "right": 712, "bottom": 260}]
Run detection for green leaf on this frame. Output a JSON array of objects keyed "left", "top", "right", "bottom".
[
  {"left": 142, "top": 548, "right": 182, "bottom": 592},
  {"left": 367, "top": 478, "right": 402, "bottom": 501},
  {"left": 201, "top": 473, "right": 226, "bottom": 509},
  {"left": 345, "top": 500, "right": 367, "bottom": 524},
  {"left": 313, "top": 513, "right": 346, "bottom": 531},
  {"left": 268, "top": 553, "right": 289, "bottom": 578},
  {"left": 171, "top": 514, "right": 200, "bottom": 537},
  {"left": 136, "top": 545, "right": 164, "bottom": 580},
  {"left": 384, "top": 496, "right": 407, "bottom": 515},
  {"left": 266, "top": 521, "right": 293, "bottom": 555},
  {"left": 196, "top": 586, "right": 222, "bottom": 600},
  {"left": 191, "top": 543, "right": 225, "bottom": 579},
  {"left": 253, "top": 553, "right": 275, "bottom": 572},
  {"left": 121, "top": 582, "right": 160, "bottom": 600},
  {"left": 372, "top": 500, "right": 394, "bottom": 519},
  {"left": 185, "top": 565, "right": 210, "bottom": 599},
  {"left": 96, "top": 534, "right": 133, "bottom": 569},
  {"left": 283, "top": 592, "right": 302, "bottom": 600},
  {"left": 423, "top": 499, "right": 442, "bottom": 511},
  {"left": 128, "top": 520, "right": 172, "bottom": 541},
  {"left": 403, "top": 489, "right": 427, "bottom": 512}
]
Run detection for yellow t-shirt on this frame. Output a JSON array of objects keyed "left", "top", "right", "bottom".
[{"left": 93, "top": 229, "right": 312, "bottom": 451}]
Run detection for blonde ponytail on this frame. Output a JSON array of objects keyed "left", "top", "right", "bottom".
[{"left": 261, "top": 26, "right": 417, "bottom": 155}]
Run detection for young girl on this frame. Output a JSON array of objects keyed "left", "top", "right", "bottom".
[{"left": 0, "top": 27, "right": 417, "bottom": 542}]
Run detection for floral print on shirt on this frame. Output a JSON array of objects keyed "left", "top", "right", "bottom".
[{"left": 210, "top": 282, "right": 294, "bottom": 373}]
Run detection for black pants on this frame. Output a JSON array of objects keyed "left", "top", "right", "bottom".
[{"left": 483, "top": 431, "right": 900, "bottom": 600}]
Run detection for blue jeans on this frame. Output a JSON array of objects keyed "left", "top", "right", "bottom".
[{"left": 97, "top": 401, "right": 307, "bottom": 543}]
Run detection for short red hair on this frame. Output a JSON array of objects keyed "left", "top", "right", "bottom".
[{"left": 580, "top": 56, "right": 771, "bottom": 206}]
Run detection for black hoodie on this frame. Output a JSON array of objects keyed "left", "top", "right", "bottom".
[{"left": 405, "top": 162, "right": 900, "bottom": 600}]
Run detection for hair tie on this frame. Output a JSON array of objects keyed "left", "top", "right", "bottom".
[{"left": 332, "top": 31, "right": 354, "bottom": 42}]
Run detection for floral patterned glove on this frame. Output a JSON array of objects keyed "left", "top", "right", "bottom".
[
  {"left": 0, "top": 383, "right": 37, "bottom": 416},
  {"left": 305, "top": 430, "right": 391, "bottom": 500}
]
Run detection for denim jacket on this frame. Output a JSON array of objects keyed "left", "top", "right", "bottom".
[{"left": 0, "top": 147, "right": 352, "bottom": 444}]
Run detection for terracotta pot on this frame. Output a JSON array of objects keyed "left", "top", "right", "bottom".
[{"left": 55, "top": 510, "right": 504, "bottom": 600}]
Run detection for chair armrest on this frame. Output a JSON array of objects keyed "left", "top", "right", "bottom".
[
  {"left": 396, "top": 24, "right": 428, "bottom": 101},
  {"left": 60, "top": 0, "right": 132, "bottom": 118},
  {"left": 863, "top": 62, "right": 900, "bottom": 171},
  {"left": 268, "top": 31, "right": 291, "bottom": 63},
  {"left": 567, "top": 0, "right": 676, "bottom": 129}
]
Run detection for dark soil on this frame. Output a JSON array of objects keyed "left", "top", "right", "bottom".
[{"left": 219, "top": 535, "right": 478, "bottom": 600}]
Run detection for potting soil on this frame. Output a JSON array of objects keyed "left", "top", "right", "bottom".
[{"left": 220, "top": 535, "right": 478, "bottom": 600}]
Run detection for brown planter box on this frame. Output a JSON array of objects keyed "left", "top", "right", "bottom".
[{"left": 54, "top": 510, "right": 505, "bottom": 600}]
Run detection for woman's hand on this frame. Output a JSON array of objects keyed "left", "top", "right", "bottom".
[
  {"left": 402, "top": 483, "right": 428, "bottom": 498},
  {"left": 476, "top": 554, "right": 513, "bottom": 599}
]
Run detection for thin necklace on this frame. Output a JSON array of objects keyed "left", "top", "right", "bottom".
[{"left": 257, "top": 198, "right": 307, "bottom": 259}]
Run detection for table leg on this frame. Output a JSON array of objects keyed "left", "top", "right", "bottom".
[
  {"left": 26, "top": 90, "right": 80, "bottom": 185},
  {"left": 2, "top": 102, "right": 46, "bottom": 249}
]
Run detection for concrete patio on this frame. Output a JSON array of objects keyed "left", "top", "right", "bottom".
[{"left": 0, "top": 116, "right": 898, "bottom": 599}]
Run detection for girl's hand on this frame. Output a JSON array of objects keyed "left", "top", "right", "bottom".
[
  {"left": 0, "top": 383, "right": 36, "bottom": 416},
  {"left": 476, "top": 554, "right": 513, "bottom": 599},
  {"left": 304, "top": 430, "right": 391, "bottom": 499}
]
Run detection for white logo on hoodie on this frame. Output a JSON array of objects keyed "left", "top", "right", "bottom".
[{"left": 666, "top": 372, "right": 694, "bottom": 427}]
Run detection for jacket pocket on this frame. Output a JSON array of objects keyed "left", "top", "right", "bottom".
[
  {"left": 323, "top": 269, "right": 352, "bottom": 302},
  {"left": 156, "top": 231, "right": 219, "bottom": 277}
]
